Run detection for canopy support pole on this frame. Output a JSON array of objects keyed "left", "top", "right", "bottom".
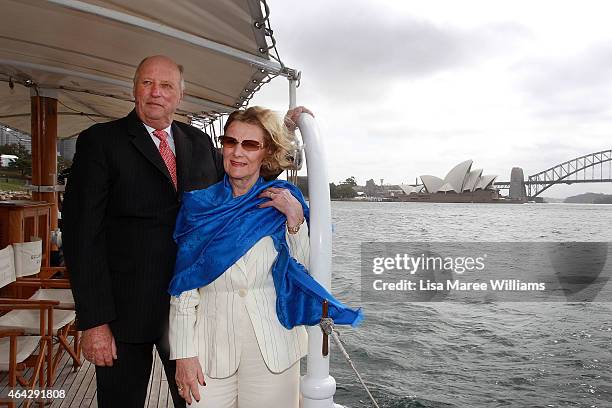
[
  {"left": 289, "top": 78, "right": 297, "bottom": 109},
  {"left": 30, "top": 91, "right": 59, "bottom": 253}
]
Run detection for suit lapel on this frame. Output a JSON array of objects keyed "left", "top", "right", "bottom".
[
  {"left": 127, "top": 110, "right": 175, "bottom": 190},
  {"left": 172, "top": 122, "right": 192, "bottom": 194},
  {"left": 235, "top": 257, "right": 249, "bottom": 281}
]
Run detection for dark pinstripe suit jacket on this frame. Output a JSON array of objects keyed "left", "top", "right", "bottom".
[{"left": 63, "top": 110, "right": 224, "bottom": 343}]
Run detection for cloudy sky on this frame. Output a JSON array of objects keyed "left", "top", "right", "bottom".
[{"left": 251, "top": 0, "right": 612, "bottom": 198}]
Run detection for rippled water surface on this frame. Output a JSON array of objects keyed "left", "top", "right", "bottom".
[{"left": 324, "top": 202, "right": 612, "bottom": 408}]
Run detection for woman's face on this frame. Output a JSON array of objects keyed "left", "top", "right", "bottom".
[{"left": 222, "top": 121, "right": 268, "bottom": 185}]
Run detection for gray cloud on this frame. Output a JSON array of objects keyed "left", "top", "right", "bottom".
[
  {"left": 260, "top": 1, "right": 611, "bottom": 197},
  {"left": 271, "top": 2, "right": 529, "bottom": 101},
  {"left": 517, "top": 41, "right": 612, "bottom": 119}
]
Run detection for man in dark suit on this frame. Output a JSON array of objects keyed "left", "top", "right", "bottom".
[{"left": 62, "top": 55, "right": 223, "bottom": 407}]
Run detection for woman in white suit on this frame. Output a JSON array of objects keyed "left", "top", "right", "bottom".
[
  {"left": 168, "top": 106, "right": 361, "bottom": 408},
  {"left": 169, "top": 106, "right": 305, "bottom": 408}
]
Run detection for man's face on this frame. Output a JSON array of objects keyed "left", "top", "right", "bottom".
[{"left": 133, "top": 57, "right": 183, "bottom": 129}]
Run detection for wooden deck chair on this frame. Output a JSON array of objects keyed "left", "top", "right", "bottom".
[
  {"left": 11, "top": 242, "right": 80, "bottom": 370},
  {"left": 18, "top": 278, "right": 74, "bottom": 310},
  {"left": 17, "top": 266, "right": 74, "bottom": 310},
  {"left": 13, "top": 277, "right": 81, "bottom": 374},
  {"left": 13, "top": 241, "right": 74, "bottom": 309},
  {"left": 0, "top": 299, "right": 58, "bottom": 391},
  {"left": 0, "top": 245, "right": 78, "bottom": 385},
  {"left": 11, "top": 242, "right": 80, "bottom": 374},
  {"left": 0, "top": 301, "right": 53, "bottom": 408}
]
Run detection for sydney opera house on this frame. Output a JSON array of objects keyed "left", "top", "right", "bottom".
[{"left": 396, "top": 160, "right": 502, "bottom": 203}]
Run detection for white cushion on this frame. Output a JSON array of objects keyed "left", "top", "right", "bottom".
[
  {"left": 0, "top": 309, "right": 75, "bottom": 335},
  {"left": 13, "top": 240, "right": 42, "bottom": 278},
  {"left": 30, "top": 289, "right": 75, "bottom": 309},
  {"left": 0, "top": 335, "right": 42, "bottom": 371},
  {"left": 0, "top": 246, "right": 15, "bottom": 288}
]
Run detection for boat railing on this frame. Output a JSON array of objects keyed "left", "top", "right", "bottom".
[{"left": 295, "top": 112, "right": 347, "bottom": 408}]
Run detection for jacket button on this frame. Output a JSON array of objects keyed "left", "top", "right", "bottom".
[{"left": 238, "top": 289, "right": 247, "bottom": 297}]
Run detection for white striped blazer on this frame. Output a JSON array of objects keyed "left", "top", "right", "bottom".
[{"left": 169, "top": 224, "right": 309, "bottom": 377}]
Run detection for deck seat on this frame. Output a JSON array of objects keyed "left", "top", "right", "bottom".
[
  {"left": 0, "top": 244, "right": 80, "bottom": 386},
  {"left": 0, "top": 308, "right": 75, "bottom": 336},
  {"left": 29, "top": 288, "right": 74, "bottom": 309},
  {"left": 0, "top": 303, "right": 52, "bottom": 408},
  {"left": 0, "top": 335, "right": 42, "bottom": 371}
]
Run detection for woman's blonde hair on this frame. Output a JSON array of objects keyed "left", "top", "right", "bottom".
[{"left": 224, "top": 106, "right": 294, "bottom": 177}]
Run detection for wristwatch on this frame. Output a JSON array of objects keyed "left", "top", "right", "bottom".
[{"left": 287, "top": 217, "right": 305, "bottom": 234}]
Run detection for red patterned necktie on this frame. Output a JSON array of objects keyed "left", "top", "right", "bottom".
[{"left": 152, "top": 129, "right": 177, "bottom": 189}]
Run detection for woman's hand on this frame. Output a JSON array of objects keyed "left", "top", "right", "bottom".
[
  {"left": 175, "top": 357, "right": 206, "bottom": 404},
  {"left": 284, "top": 106, "right": 314, "bottom": 131},
  {"left": 258, "top": 187, "right": 304, "bottom": 227}
]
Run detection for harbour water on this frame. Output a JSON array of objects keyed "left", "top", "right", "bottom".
[{"left": 324, "top": 202, "right": 612, "bottom": 408}]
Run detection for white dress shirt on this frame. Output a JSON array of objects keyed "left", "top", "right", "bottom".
[
  {"left": 143, "top": 123, "right": 176, "bottom": 155},
  {"left": 169, "top": 224, "right": 310, "bottom": 378}
]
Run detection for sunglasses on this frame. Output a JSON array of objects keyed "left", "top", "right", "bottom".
[{"left": 218, "top": 136, "right": 265, "bottom": 151}]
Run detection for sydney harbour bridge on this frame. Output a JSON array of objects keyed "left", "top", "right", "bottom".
[{"left": 494, "top": 149, "right": 612, "bottom": 200}]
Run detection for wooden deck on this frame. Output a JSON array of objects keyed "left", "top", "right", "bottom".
[{"left": 0, "top": 341, "right": 175, "bottom": 407}]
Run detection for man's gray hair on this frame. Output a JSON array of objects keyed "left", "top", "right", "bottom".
[{"left": 133, "top": 56, "right": 185, "bottom": 92}]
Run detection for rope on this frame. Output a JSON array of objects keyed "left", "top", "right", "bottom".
[
  {"left": 259, "top": 0, "right": 284, "bottom": 69},
  {"left": 57, "top": 99, "right": 101, "bottom": 124},
  {"left": 319, "top": 318, "right": 380, "bottom": 408},
  {"left": 288, "top": 168, "right": 297, "bottom": 184}
]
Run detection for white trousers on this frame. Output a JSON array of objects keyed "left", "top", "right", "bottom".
[{"left": 192, "top": 306, "right": 300, "bottom": 408}]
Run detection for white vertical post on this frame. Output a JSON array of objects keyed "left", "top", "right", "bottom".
[
  {"left": 291, "top": 77, "right": 344, "bottom": 407},
  {"left": 298, "top": 112, "right": 343, "bottom": 408},
  {"left": 289, "top": 78, "right": 297, "bottom": 109}
]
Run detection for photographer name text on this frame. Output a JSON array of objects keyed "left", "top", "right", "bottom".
[{"left": 372, "top": 279, "right": 546, "bottom": 291}]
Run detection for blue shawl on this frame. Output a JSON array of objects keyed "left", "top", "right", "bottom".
[{"left": 168, "top": 176, "right": 363, "bottom": 329}]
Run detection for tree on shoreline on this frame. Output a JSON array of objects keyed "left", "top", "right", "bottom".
[
  {"left": 330, "top": 176, "right": 357, "bottom": 199},
  {"left": 1, "top": 143, "right": 31, "bottom": 176}
]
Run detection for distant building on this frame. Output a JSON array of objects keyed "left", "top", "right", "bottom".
[
  {"left": 0, "top": 125, "right": 31, "bottom": 152},
  {"left": 1, "top": 154, "right": 17, "bottom": 167},
  {"left": 419, "top": 160, "right": 497, "bottom": 194},
  {"left": 58, "top": 138, "right": 77, "bottom": 160},
  {"left": 364, "top": 179, "right": 378, "bottom": 196},
  {"left": 385, "top": 188, "right": 405, "bottom": 197},
  {"left": 296, "top": 175, "right": 308, "bottom": 197},
  {"left": 392, "top": 160, "right": 502, "bottom": 203}
]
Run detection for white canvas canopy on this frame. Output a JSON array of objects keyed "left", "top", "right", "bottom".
[{"left": 0, "top": 0, "right": 296, "bottom": 138}]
